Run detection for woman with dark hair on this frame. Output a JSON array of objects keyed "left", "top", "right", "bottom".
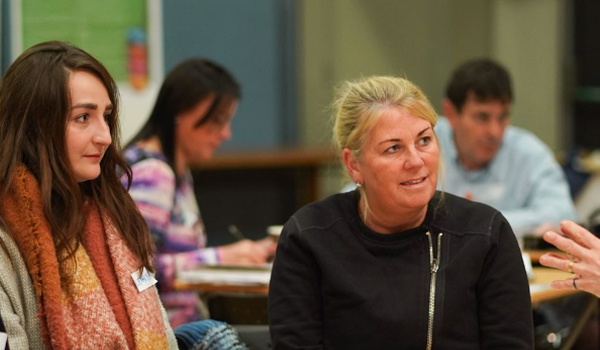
[
  {"left": 0, "top": 41, "right": 247, "bottom": 350},
  {"left": 124, "top": 58, "right": 276, "bottom": 327},
  {"left": 0, "top": 40, "right": 177, "bottom": 349}
]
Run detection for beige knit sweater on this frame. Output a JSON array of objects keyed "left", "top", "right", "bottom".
[{"left": 0, "top": 227, "right": 44, "bottom": 350}]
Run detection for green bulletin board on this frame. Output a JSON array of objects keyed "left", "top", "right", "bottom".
[{"left": 21, "top": 0, "right": 146, "bottom": 81}]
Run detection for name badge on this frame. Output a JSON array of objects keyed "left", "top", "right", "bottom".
[
  {"left": 131, "top": 267, "right": 158, "bottom": 292},
  {"left": 0, "top": 332, "right": 7, "bottom": 350}
]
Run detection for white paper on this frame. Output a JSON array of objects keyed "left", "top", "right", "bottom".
[
  {"left": 529, "top": 284, "right": 551, "bottom": 294},
  {"left": 267, "top": 225, "right": 283, "bottom": 236},
  {"left": 178, "top": 267, "right": 271, "bottom": 286}
]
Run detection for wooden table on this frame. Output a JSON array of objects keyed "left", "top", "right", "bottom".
[
  {"left": 176, "top": 266, "right": 595, "bottom": 345},
  {"left": 530, "top": 267, "right": 582, "bottom": 305},
  {"left": 175, "top": 266, "right": 580, "bottom": 304},
  {"left": 174, "top": 280, "right": 269, "bottom": 295},
  {"left": 174, "top": 265, "right": 271, "bottom": 295},
  {"left": 524, "top": 249, "right": 565, "bottom": 264},
  {"left": 529, "top": 267, "right": 597, "bottom": 350}
]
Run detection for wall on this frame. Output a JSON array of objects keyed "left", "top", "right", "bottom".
[
  {"left": 492, "top": 0, "right": 567, "bottom": 153},
  {"left": 119, "top": 82, "right": 161, "bottom": 143},
  {"left": 160, "top": 0, "right": 296, "bottom": 151},
  {"left": 121, "top": 0, "right": 298, "bottom": 147}
]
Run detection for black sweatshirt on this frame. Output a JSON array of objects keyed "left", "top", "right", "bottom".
[{"left": 269, "top": 191, "right": 533, "bottom": 350}]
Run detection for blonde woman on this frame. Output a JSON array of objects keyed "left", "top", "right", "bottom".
[{"left": 269, "top": 76, "right": 533, "bottom": 349}]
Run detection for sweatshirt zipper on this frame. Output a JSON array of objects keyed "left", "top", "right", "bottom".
[{"left": 425, "top": 231, "right": 443, "bottom": 350}]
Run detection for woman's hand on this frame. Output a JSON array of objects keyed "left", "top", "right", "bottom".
[
  {"left": 539, "top": 220, "right": 600, "bottom": 298},
  {"left": 218, "top": 237, "right": 277, "bottom": 266}
]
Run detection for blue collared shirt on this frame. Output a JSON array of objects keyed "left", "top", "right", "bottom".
[{"left": 435, "top": 117, "right": 578, "bottom": 237}]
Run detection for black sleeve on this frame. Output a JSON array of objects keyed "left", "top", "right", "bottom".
[
  {"left": 477, "top": 213, "right": 534, "bottom": 349},
  {"left": 268, "top": 218, "right": 323, "bottom": 350}
]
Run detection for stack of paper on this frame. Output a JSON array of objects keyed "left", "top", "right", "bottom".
[
  {"left": 178, "top": 266, "right": 272, "bottom": 286},
  {"left": 529, "top": 284, "right": 551, "bottom": 294}
]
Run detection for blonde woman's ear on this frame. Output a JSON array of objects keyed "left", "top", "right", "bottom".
[{"left": 342, "top": 148, "right": 362, "bottom": 184}]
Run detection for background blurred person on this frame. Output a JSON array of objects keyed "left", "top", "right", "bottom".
[
  {"left": 123, "top": 58, "right": 276, "bottom": 327},
  {"left": 436, "top": 58, "right": 577, "bottom": 237}
]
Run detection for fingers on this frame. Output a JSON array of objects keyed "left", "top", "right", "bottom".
[
  {"left": 532, "top": 223, "right": 559, "bottom": 236},
  {"left": 560, "top": 220, "right": 598, "bottom": 250},
  {"left": 550, "top": 278, "right": 580, "bottom": 291},
  {"left": 549, "top": 277, "right": 599, "bottom": 297},
  {"left": 221, "top": 238, "right": 278, "bottom": 265},
  {"left": 243, "top": 242, "right": 269, "bottom": 263},
  {"left": 540, "top": 252, "right": 598, "bottom": 279},
  {"left": 539, "top": 253, "right": 576, "bottom": 274},
  {"left": 255, "top": 237, "right": 278, "bottom": 256},
  {"left": 246, "top": 240, "right": 277, "bottom": 263},
  {"left": 220, "top": 240, "right": 267, "bottom": 264},
  {"left": 254, "top": 242, "right": 273, "bottom": 260},
  {"left": 257, "top": 237, "right": 276, "bottom": 248},
  {"left": 542, "top": 230, "right": 588, "bottom": 260},
  {"left": 540, "top": 221, "right": 600, "bottom": 298}
]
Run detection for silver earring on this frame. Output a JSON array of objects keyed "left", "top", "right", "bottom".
[{"left": 355, "top": 182, "right": 362, "bottom": 187}]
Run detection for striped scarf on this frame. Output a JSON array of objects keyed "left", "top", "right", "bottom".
[{"left": 0, "top": 166, "right": 169, "bottom": 349}]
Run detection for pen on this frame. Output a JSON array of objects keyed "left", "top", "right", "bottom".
[{"left": 228, "top": 224, "right": 246, "bottom": 241}]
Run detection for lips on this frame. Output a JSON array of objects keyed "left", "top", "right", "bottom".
[
  {"left": 83, "top": 154, "right": 103, "bottom": 161},
  {"left": 400, "top": 177, "right": 426, "bottom": 185}
]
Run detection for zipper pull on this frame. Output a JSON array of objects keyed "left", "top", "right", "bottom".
[{"left": 426, "top": 232, "right": 443, "bottom": 273}]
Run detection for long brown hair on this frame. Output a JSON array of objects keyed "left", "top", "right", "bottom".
[{"left": 0, "top": 41, "right": 154, "bottom": 271}]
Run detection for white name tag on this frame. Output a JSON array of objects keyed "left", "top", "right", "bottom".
[
  {"left": 0, "top": 332, "right": 7, "bottom": 350},
  {"left": 131, "top": 267, "right": 158, "bottom": 292}
]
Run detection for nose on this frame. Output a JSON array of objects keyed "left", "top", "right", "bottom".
[
  {"left": 487, "top": 120, "right": 504, "bottom": 140},
  {"left": 404, "top": 146, "right": 424, "bottom": 169},
  {"left": 93, "top": 119, "right": 112, "bottom": 147}
]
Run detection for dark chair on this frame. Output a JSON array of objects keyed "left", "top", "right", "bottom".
[
  {"left": 234, "top": 325, "right": 271, "bottom": 350},
  {"left": 206, "top": 293, "right": 271, "bottom": 350},
  {"left": 207, "top": 293, "right": 268, "bottom": 325}
]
